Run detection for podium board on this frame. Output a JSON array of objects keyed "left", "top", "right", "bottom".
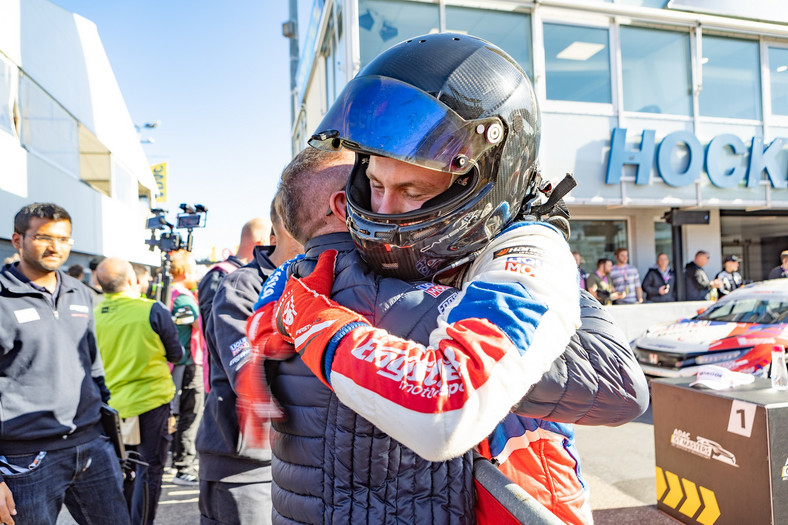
[{"left": 652, "top": 377, "right": 788, "bottom": 525}]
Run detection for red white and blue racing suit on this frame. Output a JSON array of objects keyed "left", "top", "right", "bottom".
[{"left": 285, "top": 222, "right": 594, "bottom": 523}]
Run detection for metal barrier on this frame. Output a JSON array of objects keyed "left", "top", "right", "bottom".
[{"left": 473, "top": 454, "right": 564, "bottom": 525}]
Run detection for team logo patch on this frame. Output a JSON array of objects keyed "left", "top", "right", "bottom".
[
  {"left": 503, "top": 256, "right": 542, "bottom": 277},
  {"left": 493, "top": 245, "right": 544, "bottom": 259},
  {"left": 229, "top": 337, "right": 249, "bottom": 357},
  {"left": 416, "top": 282, "right": 452, "bottom": 298}
]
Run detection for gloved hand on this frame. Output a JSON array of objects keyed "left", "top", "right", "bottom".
[
  {"left": 234, "top": 256, "right": 304, "bottom": 450},
  {"left": 235, "top": 322, "right": 284, "bottom": 449},
  {"left": 275, "top": 249, "right": 371, "bottom": 387}
]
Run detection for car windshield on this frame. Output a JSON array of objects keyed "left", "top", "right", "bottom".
[{"left": 696, "top": 297, "right": 788, "bottom": 324}]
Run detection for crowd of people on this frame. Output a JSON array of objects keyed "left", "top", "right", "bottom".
[
  {"left": 578, "top": 248, "right": 787, "bottom": 305},
  {"left": 1, "top": 31, "right": 784, "bottom": 525}
]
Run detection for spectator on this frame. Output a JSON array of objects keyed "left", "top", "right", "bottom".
[
  {"left": 586, "top": 258, "right": 622, "bottom": 305},
  {"left": 716, "top": 255, "right": 743, "bottom": 297},
  {"left": 0, "top": 203, "right": 129, "bottom": 525},
  {"left": 685, "top": 250, "right": 723, "bottom": 301},
  {"left": 67, "top": 263, "right": 85, "bottom": 281},
  {"left": 94, "top": 257, "right": 184, "bottom": 525},
  {"left": 87, "top": 256, "right": 105, "bottom": 304},
  {"left": 169, "top": 250, "right": 204, "bottom": 486},
  {"left": 573, "top": 251, "right": 588, "bottom": 290},
  {"left": 642, "top": 253, "right": 676, "bottom": 302},
  {"left": 131, "top": 262, "right": 152, "bottom": 297},
  {"left": 768, "top": 250, "right": 788, "bottom": 280},
  {"left": 609, "top": 248, "right": 643, "bottom": 304},
  {"left": 196, "top": 195, "right": 302, "bottom": 525},
  {"left": 197, "top": 217, "right": 268, "bottom": 339}
]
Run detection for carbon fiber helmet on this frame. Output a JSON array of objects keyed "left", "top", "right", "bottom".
[{"left": 308, "top": 33, "right": 540, "bottom": 280}]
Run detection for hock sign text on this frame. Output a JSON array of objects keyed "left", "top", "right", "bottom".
[{"left": 605, "top": 128, "right": 787, "bottom": 189}]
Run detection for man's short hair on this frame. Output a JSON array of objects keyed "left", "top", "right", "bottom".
[
  {"left": 14, "top": 202, "right": 71, "bottom": 234},
  {"left": 67, "top": 264, "right": 84, "bottom": 279},
  {"left": 614, "top": 248, "right": 627, "bottom": 256},
  {"left": 596, "top": 258, "right": 611, "bottom": 269},
  {"left": 96, "top": 262, "right": 134, "bottom": 294},
  {"left": 130, "top": 262, "right": 149, "bottom": 280},
  {"left": 695, "top": 250, "right": 709, "bottom": 258},
  {"left": 170, "top": 250, "right": 194, "bottom": 279},
  {"left": 278, "top": 147, "right": 354, "bottom": 244}
]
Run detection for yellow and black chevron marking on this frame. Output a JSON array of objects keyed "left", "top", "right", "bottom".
[{"left": 655, "top": 467, "right": 721, "bottom": 525}]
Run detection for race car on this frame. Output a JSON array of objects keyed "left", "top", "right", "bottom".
[{"left": 632, "top": 279, "right": 788, "bottom": 378}]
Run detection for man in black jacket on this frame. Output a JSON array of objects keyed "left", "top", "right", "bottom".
[
  {"left": 685, "top": 250, "right": 722, "bottom": 301},
  {"left": 196, "top": 198, "right": 302, "bottom": 525},
  {"left": 0, "top": 203, "right": 129, "bottom": 525},
  {"left": 642, "top": 253, "right": 676, "bottom": 302}
]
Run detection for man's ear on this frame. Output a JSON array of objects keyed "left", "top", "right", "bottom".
[
  {"left": 11, "top": 232, "right": 22, "bottom": 251},
  {"left": 329, "top": 190, "right": 348, "bottom": 222}
]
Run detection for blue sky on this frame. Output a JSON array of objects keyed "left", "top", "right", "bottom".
[{"left": 52, "top": 1, "right": 293, "bottom": 259}]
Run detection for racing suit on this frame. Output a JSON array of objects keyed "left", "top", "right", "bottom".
[{"left": 266, "top": 230, "right": 648, "bottom": 524}]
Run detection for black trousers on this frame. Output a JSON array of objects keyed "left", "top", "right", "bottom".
[
  {"left": 172, "top": 363, "right": 204, "bottom": 475},
  {"left": 125, "top": 402, "right": 171, "bottom": 525}
]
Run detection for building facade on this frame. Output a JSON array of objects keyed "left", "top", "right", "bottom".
[
  {"left": 286, "top": 0, "right": 788, "bottom": 288},
  {"left": 0, "top": 0, "right": 158, "bottom": 268}
]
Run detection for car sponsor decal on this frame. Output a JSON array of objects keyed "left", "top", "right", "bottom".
[{"left": 670, "top": 428, "right": 738, "bottom": 467}]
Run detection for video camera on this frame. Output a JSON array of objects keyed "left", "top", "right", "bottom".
[
  {"left": 144, "top": 204, "right": 208, "bottom": 306},
  {"left": 145, "top": 204, "right": 208, "bottom": 254}
]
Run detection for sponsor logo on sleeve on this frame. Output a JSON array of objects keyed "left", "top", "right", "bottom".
[
  {"left": 438, "top": 292, "right": 460, "bottom": 315},
  {"left": 503, "top": 256, "right": 542, "bottom": 277},
  {"left": 229, "top": 337, "right": 250, "bottom": 357},
  {"left": 493, "top": 246, "right": 544, "bottom": 259}
]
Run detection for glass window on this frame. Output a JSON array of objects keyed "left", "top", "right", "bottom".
[
  {"left": 358, "top": 0, "right": 439, "bottom": 68},
  {"left": 654, "top": 221, "right": 673, "bottom": 265},
  {"left": 445, "top": 7, "right": 532, "bottom": 77},
  {"left": 569, "top": 220, "right": 628, "bottom": 276},
  {"left": 620, "top": 27, "right": 691, "bottom": 115},
  {"left": 0, "top": 56, "right": 15, "bottom": 136},
  {"left": 18, "top": 74, "right": 79, "bottom": 176},
  {"left": 700, "top": 36, "right": 761, "bottom": 120},
  {"left": 769, "top": 47, "right": 788, "bottom": 116},
  {"left": 544, "top": 23, "right": 611, "bottom": 103}
]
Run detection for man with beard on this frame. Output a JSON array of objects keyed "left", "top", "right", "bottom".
[{"left": 0, "top": 203, "right": 129, "bottom": 525}]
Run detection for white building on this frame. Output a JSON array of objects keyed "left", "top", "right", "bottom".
[
  {"left": 286, "top": 0, "right": 788, "bottom": 290},
  {"left": 0, "top": 0, "right": 158, "bottom": 268}
]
